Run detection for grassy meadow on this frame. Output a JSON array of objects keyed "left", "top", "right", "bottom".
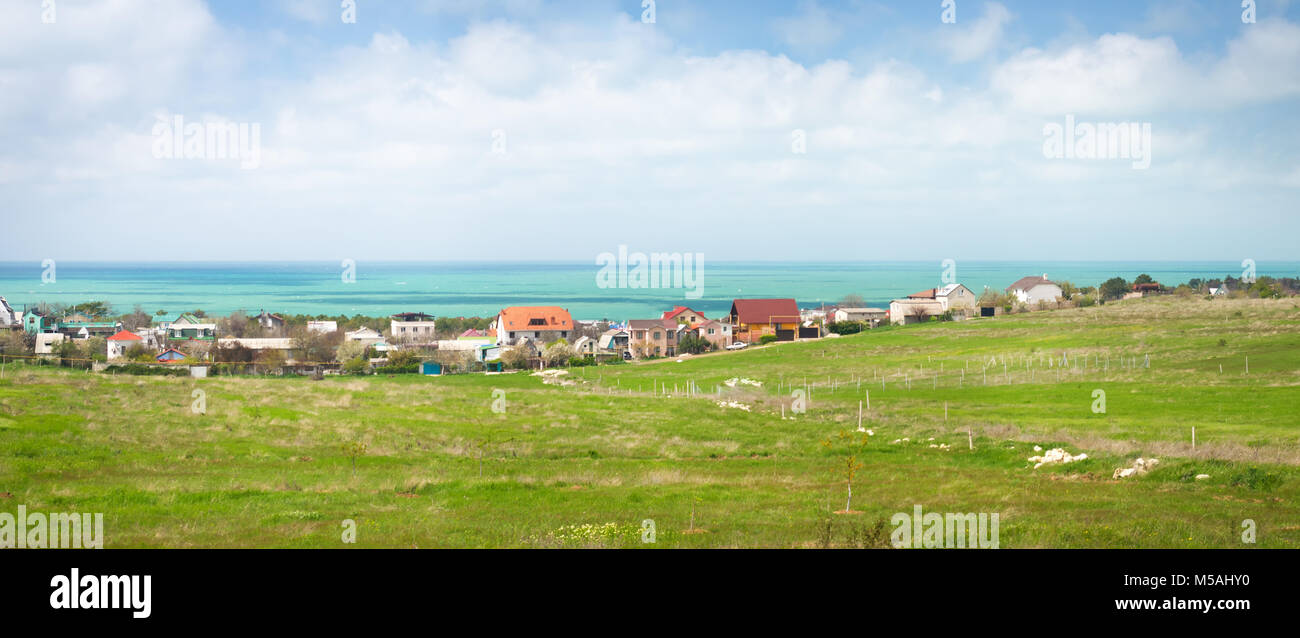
[{"left": 1, "top": 296, "right": 1298, "bottom": 548}]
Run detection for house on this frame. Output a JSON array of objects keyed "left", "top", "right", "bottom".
[
  {"left": 661, "top": 306, "right": 708, "bottom": 325},
  {"left": 801, "top": 306, "right": 836, "bottom": 323},
  {"left": 889, "top": 299, "right": 945, "bottom": 325},
  {"left": 1209, "top": 286, "right": 1227, "bottom": 296},
  {"left": 728, "top": 298, "right": 802, "bottom": 343},
  {"left": 597, "top": 329, "right": 630, "bottom": 357},
  {"left": 156, "top": 348, "right": 187, "bottom": 363},
  {"left": 35, "top": 332, "right": 65, "bottom": 355},
  {"left": 390, "top": 312, "right": 437, "bottom": 343},
  {"left": 460, "top": 328, "right": 487, "bottom": 338},
  {"left": 627, "top": 319, "right": 679, "bottom": 358},
  {"left": 573, "top": 335, "right": 596, "bottom": 355},
  {"left": 0, "top": 297, "right": 19, "bottom": 328},
  {"left": 168, "top": 314, "right": 217, "bottom": 341},
  {"left": 345, "top": 326, "right": 384, "bottom": 343},
  {"left": 907, "top": 284, "right": 976, "bottom": 317},
  {"left": 307, "top": 320, "right": 338, "bottom": 334},
  {"left": 686, "top": 319, "right": 732, "bottom": 350},
  {"left": 1133, "top": 282, "right": 1161, "bottom": 294},
  {"left": 24, "top": 307, "right": 60, "bottom": 334},
  {"left": 1006, "top": 275, "right": 1064, "bottom": 305},
  {"left": 832, "top": 307, "right": 888, "bottom": 326},
  {"left": 106, "top": 330, "right": 143, "bottom": 360},
  {"left": 255, "top": 311, "right": 285, "bottom": 332},
  {"left": 58, "top": 320, "right": 121, "bottom": 339},
  {"left": 493, "top": 306, "right": 574, "bottom": 347}
]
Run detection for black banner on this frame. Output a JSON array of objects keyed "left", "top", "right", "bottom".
[{"left": 1, "top": 549, "right": 1284, "bottom": 626}]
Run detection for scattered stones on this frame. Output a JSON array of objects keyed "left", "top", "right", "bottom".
[
  {"left": 715, "top": 400, "right": 751, "bottom": 412},
  {"left": 1112, "top": 457, "right": 1159, "bottom": 479},
  {"left": 1029, "top": 448, "right": 1088, "bottom": 469},
  {"left": 724, "top": 377, "right": 763, "bottom": 388}
]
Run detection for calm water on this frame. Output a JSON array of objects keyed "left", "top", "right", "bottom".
[{"left": 0, "top": 261, "right": 1293, "bottom": 321}]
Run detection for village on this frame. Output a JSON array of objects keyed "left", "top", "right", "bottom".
[{"left": 0, "top": 271, "right": 1272, "bottom": 377}]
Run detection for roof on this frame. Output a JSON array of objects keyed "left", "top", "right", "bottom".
[
  {"left": 392, "top": 312, "right": 435, "bottom": 321},
  {"left": 108, "top": 330, "right": 143, "bottom": 341},
  {"left": 836, "top": 307, "right": 886, "bottom": 313},
  {"left": 156, "top": 348, "right": 186, "bottom": 359},
  {"left": 460, "top": 328, "right": 486, "bottom": 337},
  {"left": 0, "top": 297, "right": 17, "bottom": 325},
  {"left": 936, "top": 283, "right": 967, "bottom": 296},
  {"left": 906, "top": 288, "right": 937, "bottom": 299},
  {"left": 730, "top": 298, "right": 800, "bottom": 325},
  {"left": 661, "top": 306, "right": 705, "bottom": 321},
  {"left": 628, "top": 318, "right": 676, "bottom": 331},
  {"left": 497, "top": 306, "right": 574, "bottom": 332},
  {"left": 1007, "top": 275, "right": 1057, "bottom": 292}
]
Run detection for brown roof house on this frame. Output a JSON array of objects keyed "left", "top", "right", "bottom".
[
  {"left": 728, "top": 298, "right": 801, "bottom": 343},
  {"left": 1006, "top": 275, "right": 1064, "bottom": 305},
  {"left": 627, "top": 318, "right": 680, "bottom": 358}
]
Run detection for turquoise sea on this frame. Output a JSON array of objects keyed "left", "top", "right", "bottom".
[{"left": 0, "top": 261, "right": 1294, "bottom": 321}]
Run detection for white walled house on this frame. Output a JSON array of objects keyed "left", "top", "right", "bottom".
[
  {"left": 345, "top": 326, "right": 384, "bottom": 343},
  {"left": 106, "top": 330, "right": 143, "bottom": 360},
  {"left": 390, "top": 312, "right": 437, "bottom": 343},
  {"left": 833, "top": 307, "right": 888, "bottom": 325},
  {"left": 1006, "top": 275, "right": 1064, "bottom": 305},
  {"left": 889, "top": 299, "right": 944, "bottom": 325},
  {"left": 935, "top": 284, "right": 977, "bottom": 316},
  {"left": 307, "top": 320, "right": 338, "bottom": 334}
]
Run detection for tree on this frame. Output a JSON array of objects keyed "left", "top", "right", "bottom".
[
  {"left": 120, "top": 305, "right": 151, "bottom": 331},
  {"left": 212, "top": 341, "right": 255, "bottom": 363},
  {"left": 1134, "top": 273, "right": 1154, "bottom": 285},
  {"left": 342, "top": 356, "right": 369, "bottom": 375},
  {"left": 543, "top": 341, "right": 576, "bottom": 367},
  {"left": 499, "top": 345, "right": 532, "bottom": 370},
  {"left": 291, "top": 328, "right": 339, "bottom": 363},
  {"left": 839, "top": 294, "right": 865, "bottom": 307},
  {"left": 1056, "top": 281, "right": 1078, "bottom": 300},
  {"left": 908, "top": 304, "right": 932, "bottom": 323},
  {"left": 256, "top": 348, "right": 286, "bottom": 371},
  {"left": 1099, "top": 277, "right": 1130, "bottom": 300},
  {"left": 677, "top": 332, "right": 714, "bottom": 354},
  {"left": 822, "top": 430, "right": 870, "bottom": 513},
  {"left": 336, "top": 340, "right": 369, "bottom": 362},
  {"left": 68, "top": 301, "right": 113, "bottom": 319}
]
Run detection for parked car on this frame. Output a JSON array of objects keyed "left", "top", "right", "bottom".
[{"left": 726, "top": 342, "right": 748, "bottom": 350}]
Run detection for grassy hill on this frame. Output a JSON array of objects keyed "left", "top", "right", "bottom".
[{"left": 1, "top": 296, "right": 1297, "bottom": 548}]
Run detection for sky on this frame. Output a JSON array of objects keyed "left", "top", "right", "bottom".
[{"left": 1, "top": 0, "right": 1298, "bottom": 262}]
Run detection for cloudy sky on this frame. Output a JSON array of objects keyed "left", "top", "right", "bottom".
[{"left": 1, "top": 0, "right": 1298, "bottom": 261}]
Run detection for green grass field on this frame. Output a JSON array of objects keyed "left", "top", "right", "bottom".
[{"left": 2, "top": 296, "right": 1297, "bottom": 548}]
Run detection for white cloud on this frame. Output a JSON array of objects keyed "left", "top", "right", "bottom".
[
  {"left": 0, "top": 1, "right": 1297, "bottom": 261},
  {"left": 942, "top": 2, "right": 1012, "bottom": 63},
  {"left": 991, "top": 20, "right": 1300, "bottom": 114}
]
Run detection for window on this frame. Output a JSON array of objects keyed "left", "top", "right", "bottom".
[
  {"left": 653, "top": 332, "right": 661, "bottom": 339},
  {"left": 708, "top": 328, "right": 715, "bottom": 335}
]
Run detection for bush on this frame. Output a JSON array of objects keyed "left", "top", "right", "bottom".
[
  {"left": 826, "top": 321, "right": 864, "bottom": 335},
  {"left": 677, "top": 332, "right": 715, "bottom": 354},
  {"left": 103, "top": 364, "right": 189, "bottom": 377},
  {"left": 342, "top": 357, "right": 370, "bottom": 375},
  {"left": 567, "top": 355, "right": 597, "bottom": 367},
  {"left": 758, "top": 334, "right": 779, "bottom": 345},
  {"left": 1230, "top": 468, "right": 1283, "bottom": 492},
  {"left": 373, "top": 363, "right": 419, "bottom": 375}
]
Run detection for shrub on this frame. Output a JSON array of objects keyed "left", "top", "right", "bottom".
[
  {"left": 677, "top": 332, "right": 715, "bottom": 354},
  {"left": 342, "top": 357, "right": 370, "bottom": 375},
  {"left": 826, "top": 321, "right": 864, "bottom": 335},
  {"left": 758, "top": 334, "right": 779, "bottom": 345},
  {"left": 1230, "top": 468, "right": 1283, "bottom": 492}
]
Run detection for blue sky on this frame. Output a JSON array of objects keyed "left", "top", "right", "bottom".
[{"left": 1, "top": 0, "right": 1298, "bottom": 261}]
